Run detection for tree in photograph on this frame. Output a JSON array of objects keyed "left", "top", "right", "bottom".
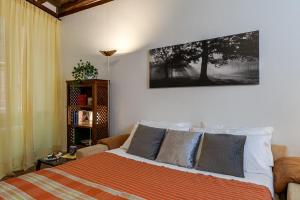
[
  {"left": 150, "top": 47, "right": 171, "bottom": 79},
  {"left": 198, "top": 31, "right": 259, "bottom": 83},
  {"left": 150, "top": 42, "right": 202, "bottom": 80}
]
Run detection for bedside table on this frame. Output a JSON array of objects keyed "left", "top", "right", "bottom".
[{"left": 36, "top": 157, "right": 75, "bottom": 171}]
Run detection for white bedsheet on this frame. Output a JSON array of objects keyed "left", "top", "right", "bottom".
[{"left": 108, "top": 148, "right": 274, "bottom": 196}]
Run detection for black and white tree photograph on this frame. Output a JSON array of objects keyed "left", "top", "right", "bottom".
[{"left": 149, "top": 31, "right": 259, "bottom": 88}]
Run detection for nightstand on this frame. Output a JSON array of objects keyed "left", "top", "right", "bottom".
[{"left": 36, "top": 157, "right": 75, "bottom": 170}]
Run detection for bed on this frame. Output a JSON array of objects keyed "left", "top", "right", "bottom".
[
  {"left": 0, "top": 122, "right": 289, "bottom": 200},
  {"left": 0, "top": 149, "right": 272, "bottom": 200}
]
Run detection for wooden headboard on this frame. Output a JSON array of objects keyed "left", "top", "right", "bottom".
[{"left": 272, "top": 144, "right": 287, "bottom": 161}]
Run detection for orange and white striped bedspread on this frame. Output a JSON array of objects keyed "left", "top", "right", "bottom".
[{"left": 0, "top": 152, "right": 272, "bottom": 200}]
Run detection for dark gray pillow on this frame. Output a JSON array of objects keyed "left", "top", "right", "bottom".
[
  {"left": 195, "top": 133, "right": 246, "bottom": 177},
  {"left": 127, "top": 124, "right": 166, "bottom": 160},
  {"left": 156, "top": 130, "right": 202, "bottom": 168}
]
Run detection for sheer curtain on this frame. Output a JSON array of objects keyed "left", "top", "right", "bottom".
[{"left": 0, "top": 0, "right": 62, "bottom": 178}]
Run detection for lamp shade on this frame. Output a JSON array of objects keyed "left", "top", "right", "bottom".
[{"left": 99, "top": 50, "right": 117, "bottom": 57}]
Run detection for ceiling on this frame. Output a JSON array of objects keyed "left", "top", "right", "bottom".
[{"left": 27, "top": 0, "right": 113, "bottom": 18}]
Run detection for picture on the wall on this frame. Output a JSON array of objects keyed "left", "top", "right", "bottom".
[{"left": 149, "top": 31, "right": 259, "bottom": 88}]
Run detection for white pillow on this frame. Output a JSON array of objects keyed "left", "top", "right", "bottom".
[
  {"left": 191, "top": 126, "right": 274, "bottom": 174},
  {"left": 120, "top": 120, "right": 192, "bottom": 150},
  {"left": 225, "top": 127, "right": 274, "bottom": 174}
]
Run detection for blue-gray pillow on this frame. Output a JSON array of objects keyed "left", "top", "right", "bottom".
[
  {"left": 127, "top": 124, "right": 166, "bottom": 160},
  {"left": 195, "top": 133, "right": 246, "bottom": 177},
  {"left": 156, "top": 130, "right": 202, "bottom": 168}
]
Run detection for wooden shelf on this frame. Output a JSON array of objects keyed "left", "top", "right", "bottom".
[
  {"left": 68, "top": 105, "right": 92, "bottom": 109},
  {"left": 66, "top": 79, "right": 109, "bottom": 152},
  {"left": 72, "top": 125, "right": 92, "bottom": 129}
]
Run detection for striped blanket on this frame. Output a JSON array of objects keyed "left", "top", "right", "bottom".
[{"left": 0, "top": 152, "right": 272, "bottom": 200}]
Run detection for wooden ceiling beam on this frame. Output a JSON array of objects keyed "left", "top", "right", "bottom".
[
  {"left": 61, "top": 0, "right": 99, "bottom": 11},
  {"left": 26, "top": 0, "right": 59, "bottom": 18},
  {"left": 26, "top": 0, "right": 114, "bottom": 18},
  {"left": 36, "top": 0, "right": 61, "bottom": 7},
  {"left": 36, "top": 0, "right": 48, "bottom": 3},
  {"left": 59, "top": 0, "right": 113, "bottom": 17}
]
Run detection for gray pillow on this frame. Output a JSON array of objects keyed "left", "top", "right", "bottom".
[
  {"left": 156, "top": 130, "right": 202, "bottom": 168},
  {"left": 127, "top": 124, "right": 166, "bottom": 160},
  {"left": 195, "top": 133, "right": 246, "bottom": 177}
]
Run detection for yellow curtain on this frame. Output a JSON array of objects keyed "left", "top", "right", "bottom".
[{"left": 0, "top": 0, "right": 62, "bottom": 179}]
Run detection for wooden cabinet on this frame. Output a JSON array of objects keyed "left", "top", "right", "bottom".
[{"left": 66, "top": 79, "right": 109, "bottom": 150}]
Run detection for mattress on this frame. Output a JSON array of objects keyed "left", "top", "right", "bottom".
[
  {"left": 109, "top": 148, "right": 274, "bottom": 196},
  {"left": 0, "top": 151, "right": 273, "bottom": 200}
]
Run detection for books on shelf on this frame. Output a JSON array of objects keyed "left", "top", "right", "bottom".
[
  {"left": 73, "top": 111, "right": 78, "bottom": 125},
  {"left": 73, "top": 110, "right": 93, "bottom": 127}
]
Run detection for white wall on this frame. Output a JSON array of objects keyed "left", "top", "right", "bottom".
[{"left": 61, "top": 0, "right": 300, "bottom": 155}]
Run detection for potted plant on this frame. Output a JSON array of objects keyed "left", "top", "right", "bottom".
[{"left": 72, "top": 59, "right": 98, "bottom": 81}]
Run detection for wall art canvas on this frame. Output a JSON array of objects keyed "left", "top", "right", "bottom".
[{"left": 149, "top": 31, "right": 259, "bottom": 88}]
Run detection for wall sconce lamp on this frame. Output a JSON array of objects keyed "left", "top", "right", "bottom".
[{"left": 99, "top": 50, "right": 117, "bottom": 79}]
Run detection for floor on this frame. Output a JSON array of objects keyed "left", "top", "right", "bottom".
[
  {"left": 1, "top": 160, "right": 66, "bottom": 181},
  {"left": 1, "top": 167, "right": 35, "bottom": 181}
]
